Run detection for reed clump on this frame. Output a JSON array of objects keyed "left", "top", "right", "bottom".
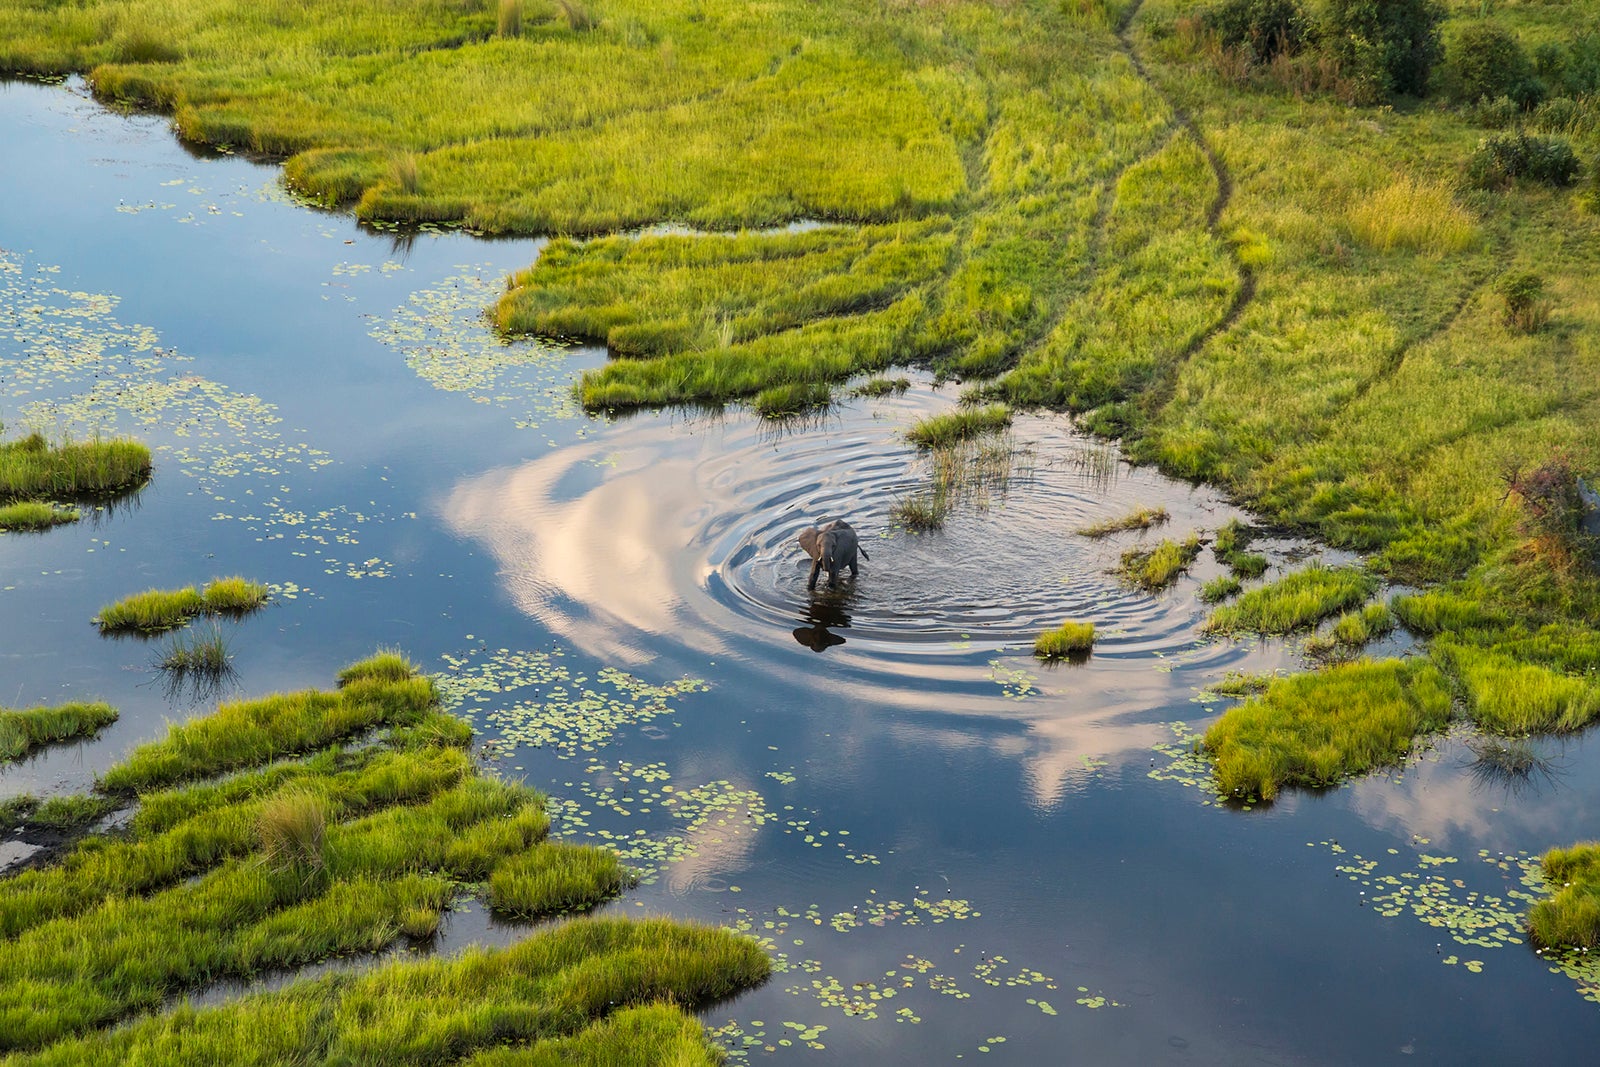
[
  {"left": 1034, "top": 620, "right": 1095, "bottom": 660},
  {"left": 0, "top": 703, "right": 118, "bottom": 764},
  {"left": 905, "top": 405, "right": 1012, "bottom": 448},
  {"left": 1077, "top": 505, "right": 1169, "bottom": 538},
  {"left": 1204, "top": 659, "right": 1451, "bottom": 800}
]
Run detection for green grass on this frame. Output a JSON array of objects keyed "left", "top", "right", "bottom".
[
  {"left": 1203, "top": 659, "right": 1452, "bottom": 800},
  {"left": 1204, "top": 564, "right": 1377, "bottom": 635},
  {"left": 0, "top": 432, "right": 151, "bottom": 502},
  {"left": 752, "top": 380, "right": 832, "bottom": 418},
  {"left": 1529, "top": 843, "right": 1600, "bottom": 950},
  {"left": 0, "top": 703, "right": 118, "bottom": 764},
  {"left": 1304, "top": 601, "right": 1396, "bottom": 659},
  {"left": 1199, "top": 574, "right": 1242, "bottom": 602},
  {"left": 890, "top": 492, "right": 947, "bottom": 532},
  {"left": 851, "top": 376, "right": 912, "bottom": 398},
  {"left": 157, "top": 625, "right": 232, "bottom": 675},
  {"left": 1077, "top": 505, "right": 1169, "bottom": 538},
  {"left": 1034, "top": 620, "right": 1096, "bottom": 659},
  {"left": 0, "top": 501, "right": 79, "bottom": 531},
  {"left": 1117, "top": 534, "right": 1202, "bottom": 591},
  {"left": 490, "top": 841, "right": 635, "bottom": 919},
  {"left": 0, "top": 656, "right": 767, "bottom": 1057},
  {"left": 1434, "top": 640, "right": 1600, "bottom": 735},
  {"left": 1212, "top": 519, "right": 1269, "bottom": 577},
  {"left": 97, "top": 577, "right": 269, "bottom": 633},
  {"left": 336, "top": 647, "right": 420, "bottom": 687},
  {"left": 0, "top": 795, "right": 119, "bottom": 834},
  {"left": 905, "top": 405, "right": 1012, "bottom": 449}
]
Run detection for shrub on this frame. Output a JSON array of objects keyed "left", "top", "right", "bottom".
[
  {"left": 1321, "top": 0, "right": 1446, "bottom": 102},
  {"left": 1034, "top": 621, "right": 1096, "bottom": 659},
  {"left": 1439, "top": 21, "right": 1542, "bottom": 108},
  {"left": 1498, "top": 271, "right": 1549, "bottom": 333},
  {"left": 1467, "top": 132, "right": 1582, "bottom": 188},
  {"left": 1472, "top": 95, "right": 1521, "bottom": 130},
  {"left": 1205, "top": 0, "right": 1314, "bottom": 63}
]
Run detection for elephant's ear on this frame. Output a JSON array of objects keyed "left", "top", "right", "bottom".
[{"left": 797, "top": 527, "right": 822, "bottom": 559}]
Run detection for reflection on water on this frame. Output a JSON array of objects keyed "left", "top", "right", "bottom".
[{"left": 792, "top": 589, "right": 855, "bottom": 653}]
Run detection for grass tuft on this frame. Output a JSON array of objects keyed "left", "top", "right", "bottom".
[
  {"left": 0, "top": 703, "right": 118, "bottom": 764},
  {"left": 1117, "top": 535, "right": 1202, "bottom": 592},
  {"left": 1077, "top": 506, "right": 1169, "bottom": 538},
  {"left": 1034, "top": 620, "right": 1095, "bottom": 660},
  {"left": 906, "top": 406, "right": 1011, "bottom": 449},
  {"left": 0, "top": 432, "right": 150, "bottom": 502},
  {"left": 850, "top": 377, "right": 912, "bottom": 398},
  {"left": 0, "top": 501, "right": 79, "bottom": 531},
  {"left": 1346, "top": 177, "right": 1480, "bottom": 254},
  {"left": 157, "top": 625, "right": 231, "bottom": 675},
  {"left": 752, "top": 381, "right": 831, "bottom": 418},
  {"left": 890, "top": 492, "right": 946, "bottom": 532},
  {"left": 259, "top": 792, "right": 327, "bottom": 882},
  {"left": 98, "top": 577, "right": 269, "bottom": 633},
  {"left": 337, "top": 649, "right": 421, "bottom": 687},
  {"left": 489, "top": 841, "right": 635, "bottom": 919},
  {"left": 1529, "top": 843, "right": 1600, "bottom": 950},
  {"left": 1199, "top": 574, "right": 1242, "bottom": 603}
]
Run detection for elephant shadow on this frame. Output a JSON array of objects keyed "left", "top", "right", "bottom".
[{"left": 792, "top": 592, "right": 854, "bottom": 653}]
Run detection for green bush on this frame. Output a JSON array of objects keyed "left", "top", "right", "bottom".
[
  {"left": 1205, "top": 0, "right": 1314, "bottom": 63},
  {"left": 1321, "top": 0, "right": 1445, "bottom": 102},
  {"left": 1472, "top": 95, "right": 1521, "bottom": 130},
  {"left": 1440, "top": 21, "right": 1542, "bottom": 108},
  {"left": 1467, "top": 132, "right": 1581, "bottom": 188},
  {"left": 1498, "top": 271, "right": 1549, "bottom": 333}
]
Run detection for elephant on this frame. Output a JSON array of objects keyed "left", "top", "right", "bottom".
[{"left": 797, "top": 519, "right": 868, "bottom": 590}]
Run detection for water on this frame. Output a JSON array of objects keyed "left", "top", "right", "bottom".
[{"left": 4, "top": 77, "right": 1600, "bottom": 1062}]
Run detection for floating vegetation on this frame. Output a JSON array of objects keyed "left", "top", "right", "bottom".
[
  {"left": 1204, "top": 659, "right": 1451, "bottom": 801},
  {"left": 369, "top": 267, "right": 583, "bottom": 434},
  {"left": 0, "top": 500, "right": 78, "bottom": 531},
  {"left": 1076, "top": 505, "right": 1169, "bottom": 538},
  {"left": 0, "top": 702, "right": 117, "bottom": 764},
  {"left": 1117, "top": 534, "right": 1202, "bottom": 592},
  {"left": 1034, "top": 621, "right": 1095, "bottom": 660},
  {"left": 435, "top": 644, "right": 708, "bottom": 757},
  {"left": 96, "top": 576, "right": 267, "bottom": 634},
  {"left": 1204, "top": 565, "right": 1377, "bottom": 635},
  {"left": 0, "top": 655, "right": 764, "bottom": 1058},
  {"left": 2, "top": 248, "right": 403, "bottom": 582},
  {"left": 0, "top": 429, "right": 150, "bottom": 502}
]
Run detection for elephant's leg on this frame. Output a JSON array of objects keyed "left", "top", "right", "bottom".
[{"left": 808, "top": 558, "right": 822, "bottom": 590}]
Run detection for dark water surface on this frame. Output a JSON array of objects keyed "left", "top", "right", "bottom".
[{"left": 4, "top": 78, "right": 1600, "bottom": 1063}]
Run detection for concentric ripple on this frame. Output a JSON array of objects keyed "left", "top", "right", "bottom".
[{"left": 440, "top": 379, "right": 1294, "bottom": 703}]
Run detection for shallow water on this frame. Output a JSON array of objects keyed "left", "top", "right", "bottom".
[{"left": 4, "top": 78, "right": 1600, "bottom": 1062}]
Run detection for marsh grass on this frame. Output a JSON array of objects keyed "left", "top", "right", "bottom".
[
  {"left": 1204, "top": 659, "right": 1451, "bottom": 800},
  {"left": 336, "top": 648, "right": 419, "bottom": 687},
  {"left": 1205, "top": 565, "right": 1377, "bottom": 635},
  {"left": 0, "top": 702, "right": 118, "bottom": 764},
  {"left": 1034, "top": 620, "right": 1095, "bottom": 660},
  {"left": 0, "top": 501, "right": 79, "bottom": 531},
  {"left": 0, "top": 656, "right": 764, "bottom": 1057},
  {"left": 1213, "top": 519, "right": 1269, "bottom": 577},
  {"left": 893, "top": 431, "right": 1026, "bottom": 532},
  {"left": 489, "top": 841, "right": 634, "bottom": 919},
  {"left": 1467, "top": 735, "right": 1558, "bottom": 796},
  {"left": 1434, "top": 640, "right": 1600, "bottom": 734},
  {"left": 1118, "top": 534, "right": 1202, "bottom": 592},
  {"left": 1077, "top": 505, "right": 1169, "bottom": 538},
  {"left": 0, "top": 432, "right": 150, "bottom": 502},
  {"left": 0, "top": 794, "right": 118, "bottom": 833},
  {"left": 890, "top": 492, "right": 946, "bottom": 532},
  {"left": 1305, "top": 601, "right": 1396, "bottom": 659},
  {"left": 157, "top": 625, "right": 231, "bottom": 676},
  {"left": 1529, "top": 843, "right": 1600, "bottom": 949},
  {"left": 203, "top": 576, "right": 270, "bottom": 615},
  {"left": 905, "top": 405, "right": 1012, "bottom": 448}
]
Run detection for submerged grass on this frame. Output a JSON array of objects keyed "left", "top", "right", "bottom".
[
  {"left": 0, "top": 501, "right": 79, "bottom": 531},
  {"left": 1077, "top": 505, "right": 1169, "bottom": 538},
  {"left": 0, "top": 703, "right": 118, "bottom": 764},
  {"left": 0, "top": 432, "right": 150, "bottom": 502},
  {"left": 1204, "top": 659, "right": 1452, "bottom": 800},
  {"left": 0, "top": 654, "right": 767, "bottom": 1057},
  {"left": 1034, "top": 620, "right": 1095, "bottom": 660}
]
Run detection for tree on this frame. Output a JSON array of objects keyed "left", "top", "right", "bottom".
[{"left": 1322, "top": 0, "right": 1446, "bottom": 102}]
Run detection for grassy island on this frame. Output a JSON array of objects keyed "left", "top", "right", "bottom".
[
  {"left": 0, "top": 654, "right": 768, "bottom": 1059},
  {"left": 0, "top": 702, "right": 118, "bottom": 764},
  {"left": 97, "top": 577, "right": 270, "bottom": 634},
  {"left": 6, "top": 0, "right": 1600, "bottom": 793}
]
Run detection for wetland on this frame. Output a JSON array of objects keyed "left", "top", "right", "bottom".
[{"left": 4, "top": 0, "right": 1600, "bottom": 1061}]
